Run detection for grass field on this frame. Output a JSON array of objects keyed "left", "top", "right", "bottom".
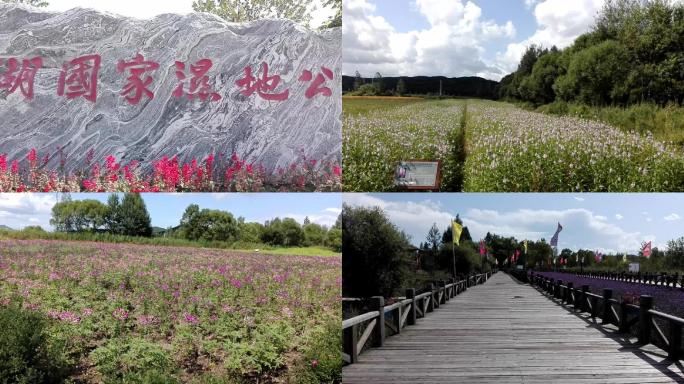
[
  {"left": 0, "top": 240, "right": 341, "bottom": 383},
  {"left": 343, "top": 97, "right": 684, "bottom": 192}
]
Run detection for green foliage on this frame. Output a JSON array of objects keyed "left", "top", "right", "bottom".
[
  {"left": 321, "top": 0, "right": 341, "bottom": 29},
  {"left": 90, "top": 338, "right": 173, "bottom": 381},
  {"left": 287, "top": 319, "right": 341, "bottom": 383},
  {"left": 342, "top": 204, "right": 411, "bottom": 297},
  {"left": 0, "top": 0, "right": 48, "bottom": 7},
  {"left": 302, "top": 222, "right": 327, "bottom": 246},
  {"left": 349, "top": 83, "right": 378, "bottom": 96},
  {"left": 666, "top": 236, "right": 684, "bottom": 269},
  {"left": 119, "top": 193, "right": 153, "bottom": 237},
  {"left": 192, "top": 0, "right": 312, "bottom": 25},
  {"left": 179, "top": 204, "right": 239, "bottom": 242},
  {"left": 504, "top": 0, "right": 684, "bottom": 111},
  {"left": 0, "top": 304, "right": 70, "bottom": 384},
  {"left": 396, "top": 78, "right": 407, "bottom": 96},
  {"left": 260, "top": 218, "right": 305, "bottom": 246},
  {"left": 50, "top": 199, "right": 108, "bottom": 232},
  {"left": 324, "top": 227, "right": 342, "bottom": 252}
]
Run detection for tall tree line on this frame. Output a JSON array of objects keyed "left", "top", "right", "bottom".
[{"left": 500, "top": 0, "right": 684, "bottom": 107}]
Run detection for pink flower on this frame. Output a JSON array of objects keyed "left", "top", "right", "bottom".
[
  {"left": 183, "top": 312, "right": 199, "bottom": 325},
  {"left": 311, "top": 359, "right": 319, "bottom": 368},
  {"left": 281, "top": 306, "right": 293, "bottom": 318},
  {"left": 112, "top": 307, "right": 129, "bottom": 321}
]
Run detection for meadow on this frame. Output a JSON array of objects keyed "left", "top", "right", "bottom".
[
  {"left": 342, "top": 96, "right": 465, "bottom": 191},
  {"left": 0, "top": 240, "right": 341, "bottom": 383},
  {"left": 343, "top": 97, "right": 684, "bottom": 192}
]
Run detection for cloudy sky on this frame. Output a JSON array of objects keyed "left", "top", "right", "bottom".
[
  {"left": 0, "top": 193, "right": 341, "bottom": 230},
  {"left": 343, "top": 0, "right": 604, "bottom": 80},
  {"left": 343, "top": 193, "right": 684, "bottom": 254},
  {"left": 43, "top": 0, "right": 335, "bottom": 28}
]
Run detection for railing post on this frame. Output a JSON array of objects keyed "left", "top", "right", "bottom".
[
  {"left": 638, "top": 295, "right": 652, "bottom": 344},
  {"left": 581, "top": 285, "right": 589, "bottom": 312},
  {"left": 555, "top": 280, "right": 562, "bottom": 299},
  {"left": 406, "top": 288, "right": 417, "bottom": 326},
  {"left": 619, "top": 301, "right": 629, "bottom": 333},
  {"left": 427, "top": 284, "right": 435, "bottom": 313},
  {"left": 344, "top": 324, "right": 359, "bottom": 364},
  {"left": 602, "top": 289, "right": 612, "bottom": 324},
  {"left": 669, "top": 321, "right": 681, "bottom": 359},
  {"left": 433, "top": 283, "right": 440, "bottom": 309},
  {"left": 439, "top": 280, "right": 447, "bottom": 304},
  {"left": 370, "top": 296, "right": 385, "bottom": 347},
  {"left": 566, "top": 282, "right": 574, "bottom": 305}
]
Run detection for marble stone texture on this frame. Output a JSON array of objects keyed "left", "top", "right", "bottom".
[{"left": 0, "top": 4, "right": 341, "bottom": 174}]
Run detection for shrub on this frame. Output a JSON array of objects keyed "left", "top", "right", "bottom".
[
  {"left": 0, "top": 304, "right": 70, "bottom": 384},
  {"left": 90, "top": 338, "right": 173, "bottom": 381}
]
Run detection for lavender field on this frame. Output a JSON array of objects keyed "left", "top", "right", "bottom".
[
  {"left": 536, "top": 271, "right": 684, "bottom": 319},
  {"left": 0, "top": 239, "right": 341, "bottom": 383}
]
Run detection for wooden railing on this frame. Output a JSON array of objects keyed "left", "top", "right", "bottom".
[
  {"left": 530, "top": 272, "right": 684, "bottom": 359},
  {"left": 541, "top": 270, "right": 684, "bottom": 289},
  {"left": 342, "top": 271, "right": 494, "bottom": 365}
]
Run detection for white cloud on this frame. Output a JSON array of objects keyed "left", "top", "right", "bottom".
[
  {"left": 665, "top": 213, "right": 681, "bottom": 221},
  {"left": 615, "top": 214, "right": 623, "bottom": 220},
  {"left": 343, "top": 0, "right": 516, "bottom": 80},
  {"left": 325, "top": 207, "right": 343, "bottom": 214},
  {"left": 343, "top": 194, "right": 650, "bottom": 254},
  {"left": 496, "top": 0, "right": 604, "bottom": 73},
  {"left": 573, "top": 196, "right": 585, "bottom": 201},
  {"left": 0, "top": 194, "right": 57, "bottom": 229}
]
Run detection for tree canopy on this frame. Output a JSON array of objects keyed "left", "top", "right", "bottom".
[{"left": 192, "top": 0, "right": 312, "bottom": 25}]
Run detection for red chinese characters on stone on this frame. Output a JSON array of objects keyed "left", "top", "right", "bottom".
[
  {"left": 116, "top": 53, "right": 160, "bottom": 105},
  {"left": 172, "top": 59, "right": 221, "bottom": 102},
  {"left": 0, "top": 57, "right": 43, "bottom": 100},
  {"left": 235, "top": 62, "right": 289, "bottom": 101},
  {"left": 57, "top": 54, "right": 101, "bottom": 102},
  {"left": 298, "top": 66, "right": 334, "bottom": 99}
]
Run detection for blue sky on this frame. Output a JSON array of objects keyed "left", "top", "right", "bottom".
[
  {"left": 343, "top": 0, "right": 605, "bottom": 80},
  {"left": 344, "top": 193, "right": 684, "bottom": 254},
  {"left": 0, "top": 193, "right": 341, "bottom": 230}
]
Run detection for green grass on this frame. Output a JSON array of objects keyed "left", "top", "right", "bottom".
[
  {"left": 535, "top": 101, "right": 684, "bottom": 147},
  {"left": 343, "top": 96, "right": 427, "bottom": 116},
  {"left": 0, "top": 229, "right": 340, "bottom": 257}
]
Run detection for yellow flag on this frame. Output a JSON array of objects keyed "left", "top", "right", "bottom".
[
  {"left": 452, "top": 220, "right": 463, "bottom": 246},
  {"left": 623, "top": 252, "right": 627, "bottom": 262},
  {"left": 524, "top": 240, "right": 528, "bottom": 254}
]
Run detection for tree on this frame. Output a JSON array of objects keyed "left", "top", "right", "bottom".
[
  {"left": 261, "top": 218, "right": 285, "bottom": 245},
  {"left": 281, "top": 218, "right": 305, "bottom": 246},
  {"left": 192, "top": 0, "right": 312, "bottom": 25},
  {"left": 426, "top": 223, "right": 440, "bottom": 251},
  {"left": 105, "top": 194, "right": 123, "bottom": 235},
  {"left": 342, "top": 204, "right": 411, "bottom": 298},
  {"left": 666, "top": 236, "right": 684, "bottom": 269},
  {"left": 303, "top": 222, "right": 327, "bottom": 246},
  {"left": 373, "top": 72, "right": 384, "bottom": 95},
  {"left": 238, "top": 222, "right": 264, "bottom": 243},
  {"left": 179, "top": 205, "right": 239, "bottom": 242},
  {"left": 321, "top": 0, "right": 341, "bottom": 28},
  {"left": 118, "top": 193, "right": 152, "bottom": 237},
  {"left": 1, "top": 0, "right": 48, "bottom": 7},
  {"left": 396, "top": 78, "right": 406, "bottom": 96},
  {"left": 353, "top": 71, "right": 364, "bottom": 91},
  {"left": 325, "top": 227, "right": 342, "bottom": 252},
  {"left": 50, "top": 199, "right": 107, "bottom": 232}
]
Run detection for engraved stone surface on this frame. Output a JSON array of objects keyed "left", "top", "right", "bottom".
[{"left": 0, "top": 4, "right": 341, "bottom": 173}]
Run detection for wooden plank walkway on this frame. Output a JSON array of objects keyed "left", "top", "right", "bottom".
[{"left": 343, "top": 272, "right": 684, "bottom": 383}]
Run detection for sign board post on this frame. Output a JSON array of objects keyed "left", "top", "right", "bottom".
[
  {"left": 394, "top": 160, "right": 441, "bottom": 191},
  {"left": 629, "top": 263, "right": 640, "bottom": 273}
]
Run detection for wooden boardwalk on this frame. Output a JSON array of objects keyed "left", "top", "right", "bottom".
[{"left": 343, "top": 272, "right": 684, "bottom": 383}]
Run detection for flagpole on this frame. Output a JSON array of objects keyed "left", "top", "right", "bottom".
[{"left": 452, "top": 235, "right": 456, "bottom": 279}]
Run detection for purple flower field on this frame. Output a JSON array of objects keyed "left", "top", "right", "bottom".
[{"left": 535, "top": 271, "right": 684, "bottom": 319}]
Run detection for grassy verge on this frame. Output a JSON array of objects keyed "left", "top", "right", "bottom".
[
  {"left": 0, "top": 229, "right": 340, "bottom": 257},
  {"left": 534, "top": 101, "right": 684, "bottom": 146}
]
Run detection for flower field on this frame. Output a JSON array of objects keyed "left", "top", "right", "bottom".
[
  {"left": 536, "top": 271, "right": 684, "bottom": 319},
  {"left": 0, "top": 240, "right": 341, "bottom": 383},
  {"left": 343, "top": 97, "right": 684, "bottom": 192},
  {"left": 343, "top": 97, "right": 464, "bottom": 191},
  {"left": 0, "top": 150, "right": 341, "bottom": 193},
  {"left": 464, "top": 102, "right": 684, "bottom": 191}
]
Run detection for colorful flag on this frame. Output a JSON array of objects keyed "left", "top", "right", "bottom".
[
  {"left": 452, "top": 220, "right": 463, "bottom": 246},
  {"left": 550, "top": 222, "right": 563, "bottom": 247},
  {"left": 642, "top": 241, "right": 652, "bottom": 258},
  {"left": 479, "top": 240, "right": 486, "bottom": 256}
]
